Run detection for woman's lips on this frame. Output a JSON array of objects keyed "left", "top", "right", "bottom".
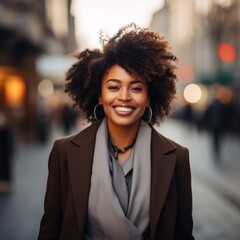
[{"left": 114, "top": 106, "right": 135, "bottom": 114}]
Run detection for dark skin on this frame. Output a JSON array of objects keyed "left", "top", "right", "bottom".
[
  {"left": 99, "top": 64, "right": 149, "bottom": 165},
  {"left": 108, "top": 124, "right": 138, "bottom": 165}
]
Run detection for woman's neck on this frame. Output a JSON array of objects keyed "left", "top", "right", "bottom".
[{"left": 107, "top": 121, "right": 140, "bottom": 149}]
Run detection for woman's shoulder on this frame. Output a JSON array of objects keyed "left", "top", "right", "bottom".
[
  {"left": 152, "top": 127, "right": 190, "bottom": 177},
  {"left": 152, "top": 126, "right": 187, "bottom": 150},
  {"left": 54, "top": 122, "right": 100, "bottom": 147}
]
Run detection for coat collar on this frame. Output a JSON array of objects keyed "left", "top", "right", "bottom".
[
  {"left": 67, "top": 122, "right": 177, "bottom": 239},
  {"left": 150, "top": 126, "right": 177, "bottom": 239},
  {"left": 70, "top": 122, "right": 101, "bottom": 147},
  {"left": 66, "top": 122, "right": 100, "bottom": 236}
]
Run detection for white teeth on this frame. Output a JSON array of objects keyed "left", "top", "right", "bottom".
[{"left": 115, "top": 107, "right": 133, "bottom": 112}]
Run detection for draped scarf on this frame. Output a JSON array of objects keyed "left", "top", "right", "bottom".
[{"left": 85, "top": 118, "right": 152, "bottom": 240}]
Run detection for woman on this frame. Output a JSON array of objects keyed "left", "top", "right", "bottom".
[{"left": 38, "top": 23, "right": 194, "bottom": 240}]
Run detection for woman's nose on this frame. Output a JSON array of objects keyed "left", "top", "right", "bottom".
[{"left": 117, "top": 89, "right": 131, "bottom": 101}]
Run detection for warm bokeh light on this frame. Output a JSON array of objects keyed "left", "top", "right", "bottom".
[
  {"left": 215, "top": 85, "right": 233, "bottom": 104},
  {"left": 178, "top": 65, "right": 195, "bottom": 83},
  {"left": 5, "top": 76, "right": 26, "bottom": 107},
  {"left": 38, "top": 79, "right": 54, "bottom": 98},
  {"left": 183, "top": 83, "right": 202, "bottom": 103},
  {"left": 218, "top": 43, "right": 236, "bottom": 62}
]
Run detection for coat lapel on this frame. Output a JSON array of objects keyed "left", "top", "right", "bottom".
[
  {"left": 66, "top": 123, "right": 100, "bottom": 235},
  {"left": 150, "top": 127, "right": 177, "bottom": 239}
]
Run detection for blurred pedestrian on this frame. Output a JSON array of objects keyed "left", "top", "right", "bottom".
[
  {"left": 38, "top": 23, "right": 194, "bottom": 240},
  {"left": 203, "top": 87, "right": 225, "bottom": 160},
  {"left": 60, "top": 103, "right": 79, "bottom": 135},
  {"left": 37, "top": 107, "right": 50, "bottom": 144},
  {"left": 210, "top": 99, "right": 223, "bottom": 157},
  {"left": 182, "top": 102, "right": 195, "bottom": 131},
  {"left": 0, "top": 111, "right": 14, "bottom": 192}
]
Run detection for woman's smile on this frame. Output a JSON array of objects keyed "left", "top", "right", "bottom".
[{"left": 113, "top": 105, "right": 135, "bottom": 114}]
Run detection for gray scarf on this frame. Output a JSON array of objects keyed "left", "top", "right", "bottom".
[{"left": 85, "top": 118, "right": 152, "bottom": 240}]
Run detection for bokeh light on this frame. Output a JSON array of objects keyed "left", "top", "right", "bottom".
[
  {"left": 183, "top": 83, "right": 202, "bottom": 103},
  {"left": 5, "top": 76, "right": 26, "bottom": 107},
  {"left": 178, "top": 65, "right": 195, "bottom": 83},
  {"left": 38, "top": 79, "right": 54, "bottom": 98},
  {"left": 218, "top": 43, "right": 236, "bottom": 62},
  {"left": 215, "top": 85, "right": 233, "bottom": 104}
]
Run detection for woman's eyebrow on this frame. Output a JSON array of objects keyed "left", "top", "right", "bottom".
[
  {"left": 106, "top": 79, "right": 145, "bottom": 84},
  {"left": 130, "top": 80, "right": 145, "bottom": 85},
  {"left": 106, "top": 79, "right": 121, "bottom": 83}
]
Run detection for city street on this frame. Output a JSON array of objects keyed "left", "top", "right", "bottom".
[{"left": 0, "top": 119, "right": 240, "bottom": 240}]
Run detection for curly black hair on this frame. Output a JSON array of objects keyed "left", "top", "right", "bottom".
[{"left": 65, "top": 23, "right": 177, "bottom": 125}]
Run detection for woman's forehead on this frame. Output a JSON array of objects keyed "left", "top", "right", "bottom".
[{"left": 102, "top": 64, "right": 147, "bottom": 83}]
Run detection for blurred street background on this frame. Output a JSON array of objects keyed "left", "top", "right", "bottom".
[{"left": 0, "top": 0, "right": 240, "bottom": 240}]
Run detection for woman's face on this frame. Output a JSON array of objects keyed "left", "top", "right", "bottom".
[{"left": 99, "top": 64, "right": 149, "bottom": 129}]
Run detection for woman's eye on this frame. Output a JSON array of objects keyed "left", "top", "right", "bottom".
[
  {"left": 108, "top": 86, "right": 119, "bottom": 91},
  {"left": 131, "top": 87, "right": 142, "bottom": 92}
]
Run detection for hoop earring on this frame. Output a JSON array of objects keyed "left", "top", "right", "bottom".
[
  {"left": 93, "top": 103, "right": 103, "bottom": 122},
  {"left": 145, "top": 106, "right": 152, "bottom": 124}
]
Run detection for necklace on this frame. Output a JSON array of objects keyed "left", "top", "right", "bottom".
[{"left": 109, "top": 139, "right": 136, "bottom": 159}]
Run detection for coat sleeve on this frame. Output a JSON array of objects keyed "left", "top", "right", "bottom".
[
  {"left": 174, "top": 148, "right": 195, "bottom": 240},
  {"left": 38, "top": 140, "right": 62, "bottom": 240}
]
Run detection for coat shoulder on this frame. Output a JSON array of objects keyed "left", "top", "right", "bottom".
[
  {"left": 54, "top": 122, "right": 100, "bottom": 147},
  {"left": 152, "top": 127, "right": 188, "bottom": 152},
  {"left": 151, "top": 126, "right": 189, "bottom": 164}
]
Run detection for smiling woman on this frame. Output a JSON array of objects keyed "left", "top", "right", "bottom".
[
  {"left": 38, "top": 23, "right": 194, "bottom": 240},
  {"left": 99, "top": 64, "right": 149, "bottom": 129}
]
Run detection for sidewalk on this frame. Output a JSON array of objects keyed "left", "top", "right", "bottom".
[
  {"left": 158, "top": 119, "right": 240, "bottom": 240},
  {"left": 192, "top": 174, "right": 240, "bottom": 240}
]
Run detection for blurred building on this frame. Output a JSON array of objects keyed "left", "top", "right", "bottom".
[
  {"left": 208, "top": 0, "right": 240, "bottom": 89},
  {"left": 151, "top": 0, "right": 239, "bottom": 82},
  {"left": 150, "top": 0, "right": 240, "bottom": 117},
  {"left": 151, "top": 0, "right": 195, "bottom": 72},
  {"left": 0, "top": 0, "right": 77, "bottom": 140}
]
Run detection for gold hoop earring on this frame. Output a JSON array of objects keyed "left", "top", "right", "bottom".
[
  {"left": 93, "top": 103, "right": 103, "bottom": 122},
  {"left": 145, "top": 106, "right": 152, "bottom": 124}
]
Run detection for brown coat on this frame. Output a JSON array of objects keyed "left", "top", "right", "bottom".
[{"left": 38, "top": 122, "right": 194, "bottom": 240}]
